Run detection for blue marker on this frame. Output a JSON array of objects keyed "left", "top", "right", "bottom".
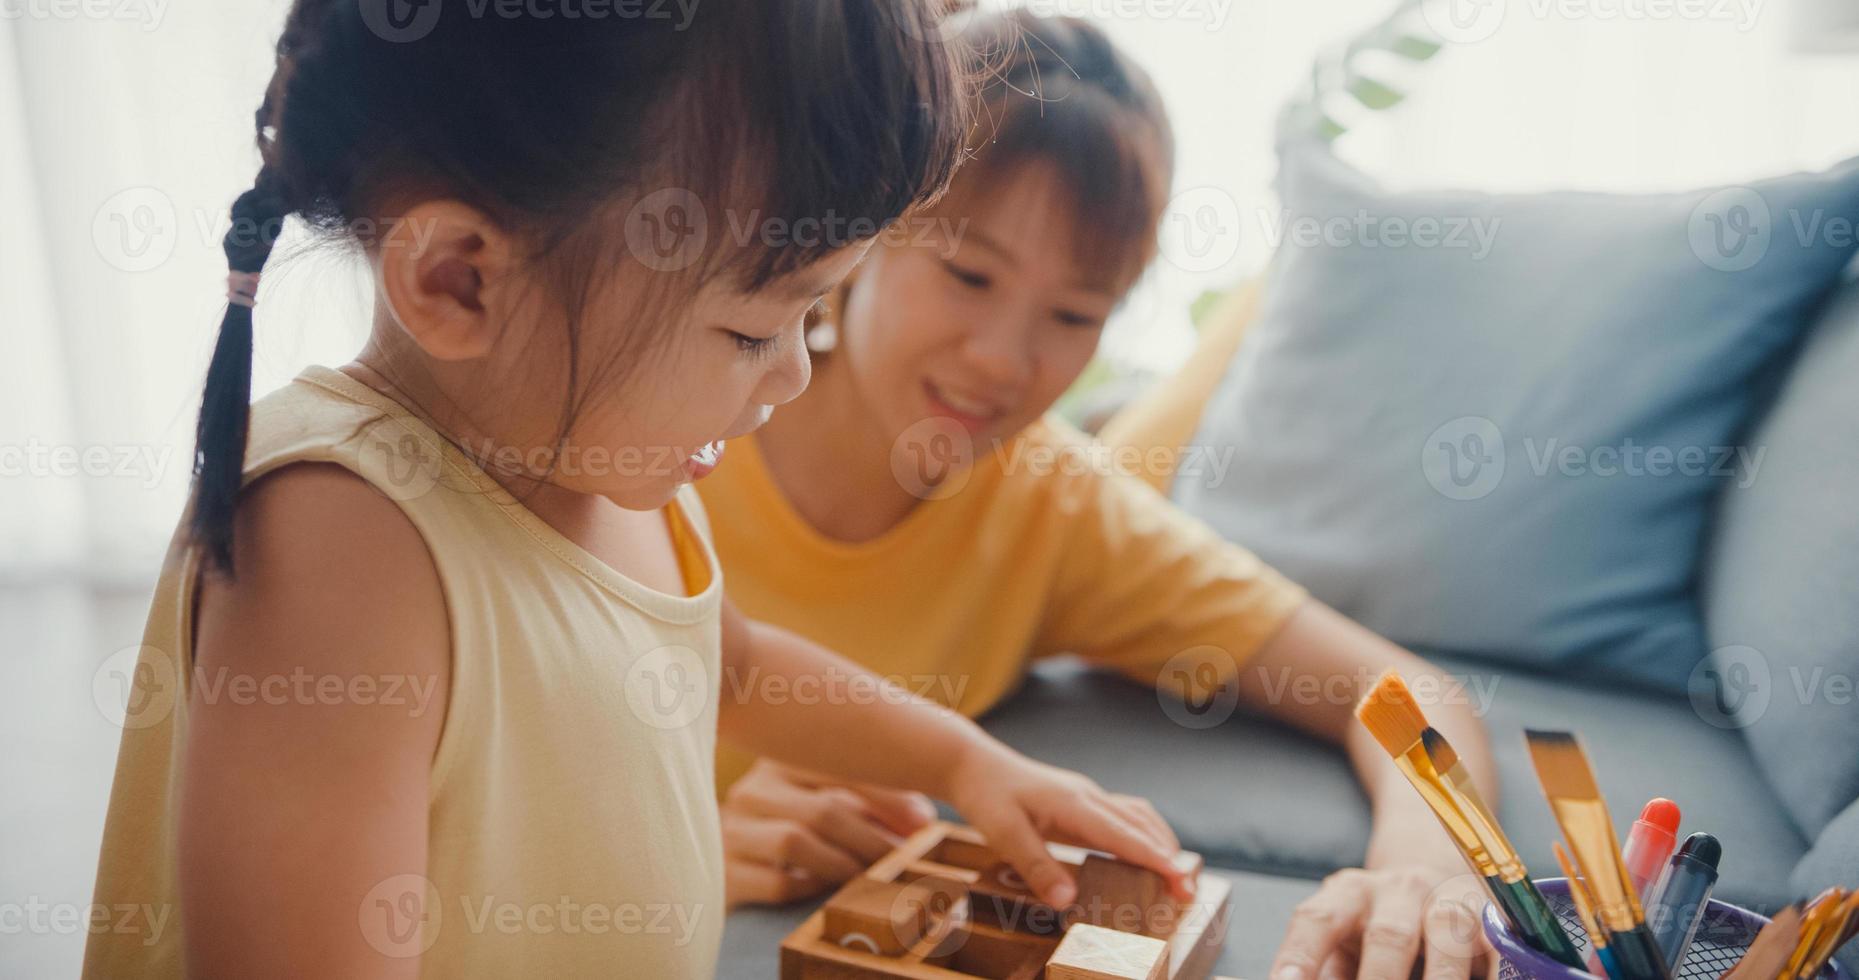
[{"left": 1648, "top": 833, "right": 1721, "bottom": 972}]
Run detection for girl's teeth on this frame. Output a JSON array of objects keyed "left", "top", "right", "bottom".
[{"left": 692, "top": 441, "right": 722, "bottom": 466}]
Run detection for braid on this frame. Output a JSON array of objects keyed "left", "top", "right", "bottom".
[{"left": 188, "top": 168, "right": 289, "bottom": 574}]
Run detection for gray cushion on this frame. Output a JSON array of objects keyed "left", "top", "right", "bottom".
[
  {"left": 1175, "top": 138, "right": 1859, "bottom": 693},
  {"left": 1790, "top": 798, "right": 1859, "bottom": 974},
  {"left": 1701, "top": 278, "right": 1859, "bottom": 839},
  {"left": 717, "top": 867, "right": 1319, "bottom": 978},
  {"left": 977, "top": 657, "right": 1807, "bottom": 909}
]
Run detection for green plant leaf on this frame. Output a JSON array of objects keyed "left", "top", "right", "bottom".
[
  {"left": 1389, "top": 34, "right": 1442, "bottom": 60},
  {"left": 1347, "top": 75, "right": 1405, "bottom": 110}
]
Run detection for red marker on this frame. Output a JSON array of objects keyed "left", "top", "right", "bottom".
[{"left": 1622, "top": 798, "right": 1682, "bottom": 900}]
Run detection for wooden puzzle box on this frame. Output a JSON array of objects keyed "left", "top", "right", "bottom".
[{"left": 779, "top": 821, "right": 1234, "bottom": 980}]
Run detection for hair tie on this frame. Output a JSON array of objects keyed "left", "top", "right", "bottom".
[{"left": 227, "top": 271, "right": 262, "bottom": 308}]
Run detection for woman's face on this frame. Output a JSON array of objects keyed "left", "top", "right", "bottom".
[{"left": 834, "top": 162, "right": 1128, "bottom": 450}]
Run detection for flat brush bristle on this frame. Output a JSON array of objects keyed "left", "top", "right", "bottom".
[
  {"left": 1524, "top": 729, "right": 1602, "bottom": 800},
  {"left": 1421, "top": 727, "right": 1460, "bottom": 774},
  {"left": 1356, "top": 670, "right": 1429, "bottom": 757},
  {"left": 1554, "top": 843, "right": 1605, "bottom": 945}
]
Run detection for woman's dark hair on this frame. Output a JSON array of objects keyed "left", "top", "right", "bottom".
[
  {"left": 192, "top": 0, "right": 973, "bottom": 573},
  {"left": 953, "top": 10, "right": 1175, "bottom": 289}
]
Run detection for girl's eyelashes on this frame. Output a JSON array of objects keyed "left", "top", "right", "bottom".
[
  {"left": 727, "top": 330, "right": 780, "bottom": 360},
  {"left": 726, "top": 298, "right": 824, "bottom": 361},
  {"left": 1053, "top": 309, "right": 1104, "bottom": 329},
  {"left": 941, "top": 259, "right": 991, "bottom": 290}
]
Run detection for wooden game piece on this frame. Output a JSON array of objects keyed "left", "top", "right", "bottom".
[
  {"left": 1046, "top": 923, "right": 1169, "bottom": 980},
  {"left": 968, "top": 861, "right": 1067, "bottom": 936},
  {"left": 778, "top": 822, "right": 1230, "bottom": 980},
  {"left": 1073, "top": 850, "right": 1207, "bottom": 938},
  {"left": 824, "top": 876, "right": 958, "bottom": 957}
]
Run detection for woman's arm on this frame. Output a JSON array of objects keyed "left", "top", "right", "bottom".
[
  {"left": 180, "top": 464, "right": 450, "bottom": 978},
  {"left": 1238, "top": 600, "right": 1496, "bottom": 980},
  {"left": 715, "top": 600, "right": 1191, "bottom": 910}
]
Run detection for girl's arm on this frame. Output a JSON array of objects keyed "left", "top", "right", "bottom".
[
  {"left": 180, "top": 464, "right": 449, "bottom": 979},
  {"left": 714, "top": 600, "right": 1192, "bottom": 909}
]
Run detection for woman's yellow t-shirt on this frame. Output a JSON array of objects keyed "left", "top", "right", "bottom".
[
  {"left": 697, "top": 415, "right": 1307, "bottom": 791},
  {"left": 85, "top": 367, "right": 727, "bottom": 978}
]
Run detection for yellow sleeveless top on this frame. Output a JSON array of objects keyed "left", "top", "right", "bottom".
[{"left": 84, "top": 366, "right": 726, "bottom": 978}]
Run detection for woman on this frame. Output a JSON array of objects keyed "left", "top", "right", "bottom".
[{"left": 698, "top": 12, "right": 1498, "bottom": 980}]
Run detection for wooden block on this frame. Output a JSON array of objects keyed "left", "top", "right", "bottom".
[
  {"left": 823, "top": 877, "right": 954, "bottom": 957},
  {"left": 1047, "top": 923, "right": 1169, "bottom": 980},
  {"left": 1072, "top": 850, "right": 1205, "bottom": 938},
  {"left": 969, "top": 862, "right": 1066, "bottom": 936}
]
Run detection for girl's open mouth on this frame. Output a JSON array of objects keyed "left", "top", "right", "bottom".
[{"left": 683, "top": 440, "right": 725, "bottom": 481}]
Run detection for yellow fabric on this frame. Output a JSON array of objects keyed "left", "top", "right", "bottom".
[
  {"left": 85, "top": 367, "right": 727, "bottom": 979},
  {"left": 699, "top": 415, "right": 1306, "bottom": 792},
  {"left": 1097, "top": 276, "right": 1266, "bottom": 495}
]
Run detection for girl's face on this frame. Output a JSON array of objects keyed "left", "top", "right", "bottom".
[
  {"left": 835, "top": 163, "right": 1127, "bottom": 449},
  {"left": 482, "top": 241, "right": 869, "bottom": 512}
]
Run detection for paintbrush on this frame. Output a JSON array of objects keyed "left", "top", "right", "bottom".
[
  {"left": 1356, "top": 672, "right": 1583, "bottom": 967},
  {"left": 1721, "top": 903, "right": 1803, "bottom": 980},
  {"left": 1422, "top": 725, "right": 1584, "bottom": 967},
  {"left": 1524, "top": 729, "right": 1672, "bottom": 980},
  {"left": 1556, "top": 842, "right": 1622, "bottom": 979},
  {"left": 1789, "top": 888, "right": 1854, "bottom": 980}
]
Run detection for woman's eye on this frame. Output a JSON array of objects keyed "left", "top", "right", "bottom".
[
  {"left": 943, "top": 262, "right": 991, "bottom": 290},
  {"left": 1054, "top": 310, "right": 1102, "bottom": 329}
]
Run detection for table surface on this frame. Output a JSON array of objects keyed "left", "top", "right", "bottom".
[{"left": 715, "top": 867, "right": 1323, "bottom": 979}]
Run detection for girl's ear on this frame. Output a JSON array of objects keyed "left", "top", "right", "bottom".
[{"left": 376, "top": 200, "right": 516, "bottom": 361}]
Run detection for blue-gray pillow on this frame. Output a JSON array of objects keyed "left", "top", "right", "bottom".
[
  {"left": 1700, "top": 279, "right": 1859, "bottom": 838},
  {"left": 1176, "top": 137, "right": 1859, "bottom": 692},
  {"left": 1792, "top": 797, "right": 1859, "bottom": 973}
]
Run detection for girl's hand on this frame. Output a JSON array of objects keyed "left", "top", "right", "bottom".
[
  {"left": 723, "top": 760, "right": 937, "bottom": 909},
  {"left": 941, "top": 740, "right": 1192, "bottom": 910},
  {"left": 1269, "top": 865, "right": 1493, "bottom": 980}
]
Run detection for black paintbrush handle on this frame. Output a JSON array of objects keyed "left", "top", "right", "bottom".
[
  {"left": 1606, "top": 924, "right": 1674, "bottom": 980},
  {"left": 1493, "top": 877, "right": 1585, "bottom": 968}
]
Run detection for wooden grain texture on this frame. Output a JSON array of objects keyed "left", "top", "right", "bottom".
[{"left": 780, "top": 822, "right": 1229, "bottom": 980}]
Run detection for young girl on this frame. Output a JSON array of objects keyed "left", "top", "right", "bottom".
[
  {"left": 83, "top": 4, "right": 1194, "bottom": 976},
  {"left": 698, "top": 12, "right": 1501, "bottom": 980}
]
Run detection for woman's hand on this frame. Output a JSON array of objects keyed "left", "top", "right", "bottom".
[
  {"left": 1269, "top": 865, "right": 1493, "bottom": 980},
  {"left": 941, "top": 740, "right": 1192, "bottom": 910},
  {"left": 722, "top": 760, "right": 938, "bottom": 909}
]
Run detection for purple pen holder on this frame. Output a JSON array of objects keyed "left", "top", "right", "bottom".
[{"left": 1483, "top": 878, "right": 1850, "bottom": 980}]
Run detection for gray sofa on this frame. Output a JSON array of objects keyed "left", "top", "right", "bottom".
[{"left": 717, "top": 276, "right": 1859, "bottom": 977}]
